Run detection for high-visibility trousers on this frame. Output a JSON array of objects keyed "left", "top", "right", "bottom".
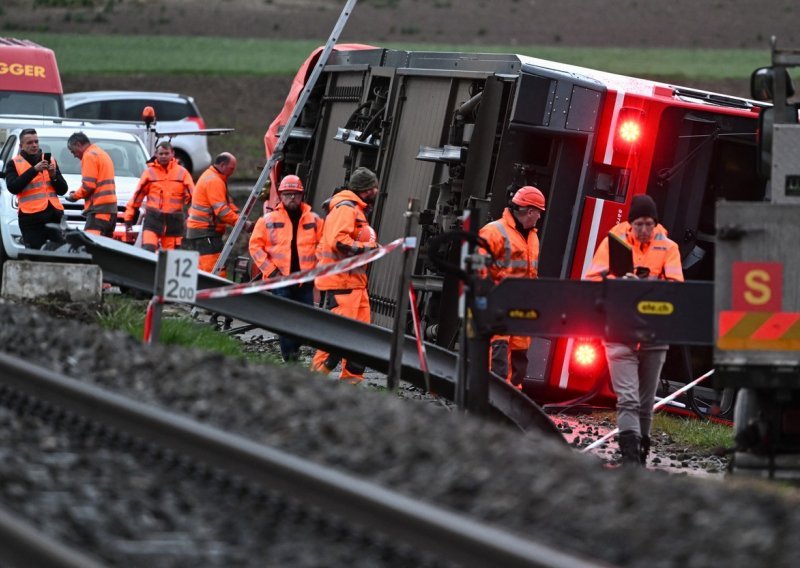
[
  {"left": 142, "top": 229, "right": 181, "bottom": 252},
  {"left": 311, "top": 288, "right": 371, "bottom": 383},
  {"left": 198, "top": 252, "right": 227, "bottom": 278}
]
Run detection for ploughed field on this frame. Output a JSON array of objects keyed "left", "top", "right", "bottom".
[{"left": 1, "top": 297, "right": 800, "bottom": 567}]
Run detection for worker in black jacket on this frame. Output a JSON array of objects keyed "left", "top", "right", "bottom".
[{"left": 4, "top": 128, "right": 69, "bottom": 249}]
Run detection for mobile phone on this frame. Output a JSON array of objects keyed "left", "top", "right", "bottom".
[{"left": 43, "top": 152, "right": 51, "bottom": 162}]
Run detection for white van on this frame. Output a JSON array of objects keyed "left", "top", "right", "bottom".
[
  {"left": 0, "top": 126, "right": 150, "bottom": 261},
  {"left": 64, "top": 91, "right": 212, "bottom": 177}
]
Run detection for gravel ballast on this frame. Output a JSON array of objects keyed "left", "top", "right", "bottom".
[{"left": 1, "top": 299, "right": 798, "bottom": 567}]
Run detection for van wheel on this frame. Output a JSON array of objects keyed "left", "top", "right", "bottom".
[{"left": 174, "top": 150, "right": 193, "bottom": 175}]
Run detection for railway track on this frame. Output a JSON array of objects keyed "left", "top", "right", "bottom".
[
  {"left": 2, "top": 298, "right": 800, "bottom": 567},
  {"left": 0, "top": 351, "right": 604, "bottom": 568}
]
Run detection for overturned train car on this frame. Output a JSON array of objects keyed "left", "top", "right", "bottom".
[{"left": 268, "top": 47, "right": 767, "bottom": 403}]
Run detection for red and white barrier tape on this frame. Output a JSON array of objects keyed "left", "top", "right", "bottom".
[
  {"left": 408, "top": 284, "right": 431, "bottom": 393},
  {"left": 143, "top": 294, "right": 163, "bottom": 343},
  {"left": 196, "top": 238, "right": 405, "bottom": 301}
]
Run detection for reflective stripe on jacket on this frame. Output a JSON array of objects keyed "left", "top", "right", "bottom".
[
  {"left": 12, "top": 155, "right": 63, "bottom": 214},
  {"left": 249, "top": 201, "right": 323, "bottom": 278},
  {"left": 478, "top": 208, "right": 540, "bottom": 283},
  {"left": 124, "top": 158, "right": 193, "bottom": 222},
  {"left": 186, "top": 166, "right": 238, "bottom": 238},
  {"left": 585, "top": 221, "right": 684, "bottom": 282},
  {"left": 73, "top": 144, "right": 117, "bottom": 214},
  {"left": 314, "top": 190, "right": 376, "bottom": 290}
]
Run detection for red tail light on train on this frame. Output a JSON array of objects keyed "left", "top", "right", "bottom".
[
  {"left": 573, "top": 341, "right": 599, "bottom": 367},
  {"left": 569, "top": 338, "right": 605, "bottom": 374},
  {"left": 614, "top": 107, "right": 646, "bottom": 153}
]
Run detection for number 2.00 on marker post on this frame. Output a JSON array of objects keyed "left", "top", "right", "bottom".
[{"left": 163, "top": 250, "right": 199, "bottom": 303}]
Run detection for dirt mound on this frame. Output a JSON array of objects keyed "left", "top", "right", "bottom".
[
  {"left": 7, "top": 0, "right": 800, "bottom": 49},
  {"left": 22, "top": 0, "right": 782, "bottom": 178}
]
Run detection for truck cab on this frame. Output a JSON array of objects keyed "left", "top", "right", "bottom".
[
  {"left": 715, "top": 42, "right": 800, "bottom": 479},
  {"left": 0, "top": 38, "right": 64, "bottom": 117}
]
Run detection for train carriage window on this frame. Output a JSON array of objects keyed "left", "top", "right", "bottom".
[{"left": 648, "top": 108, "right": 764, "bottom": 281}]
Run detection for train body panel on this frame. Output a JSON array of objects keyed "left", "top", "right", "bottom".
[{"left": 267, "top": 47, "right": 767, "bottom": 403}]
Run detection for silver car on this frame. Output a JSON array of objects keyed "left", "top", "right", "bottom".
[
  {"left": 64, "top": 90, "right": 211, "bottom": 177},
  {"left": 0, "top": 126, "right": 150, "bottom": 260}
]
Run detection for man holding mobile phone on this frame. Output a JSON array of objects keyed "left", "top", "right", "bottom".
[{"left": 4, "top": 128, "right": 68, "bottom": 249}]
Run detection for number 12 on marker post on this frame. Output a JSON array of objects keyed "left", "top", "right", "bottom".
[{"left": 162, "top": 249, "right": 199, "bottom": 303}]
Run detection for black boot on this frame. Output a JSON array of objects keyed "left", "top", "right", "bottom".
[
  {"left": 640, "top": 435, "right": 651, "bottom": 466},
  {"left": 618, "top": 430, "right": 642, "bottom": 468}
]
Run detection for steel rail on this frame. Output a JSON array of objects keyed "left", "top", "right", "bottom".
[
  {"left": 0, "top": 506, "right": 106, "bottom": 568},
  {"left": 0, "top": 352, "right": 606, "bottom": 568},
  {"left": 75, "top": 233, "right": 563, "bottom": 439}
]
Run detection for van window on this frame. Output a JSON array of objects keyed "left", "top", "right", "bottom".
[
  {"left": 101, "top": 100, "right": 145, "bottom": 122},
  {"left": 41, "top": 136, "right": 148, "bottom": 177},
  {"left": 152, "top": 100, "right": 195, "bottom": 121},
  {"left": 65, "top": 101, "right": 102, "bottom": 119},
  {"left": 0, "top": 135, "right": 17, "bottom": 165},
  {"left": 0, "top": 92, "right": 61, "bottom": 116}
]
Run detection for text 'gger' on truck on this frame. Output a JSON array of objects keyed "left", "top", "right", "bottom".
[
  {"left": 0, "top": 37, "right": 63, "bottom": 117},
  {"left": 265, "top": 46, "right": 768, "bottom": 409}
]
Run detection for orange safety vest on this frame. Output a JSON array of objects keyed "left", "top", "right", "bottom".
[
  {"left": 249, "top": 201, "right": 323, "bottom": 278},
  {"left": 12, "top": 155, "right": 63, "bottom": 214},
  {"left": 314, "top": 190, "right": 375, "bottom": 291},
  {"left": 186, "top": 166, "right": 238, "bottom": 238},
  {"left": 478, "top": 208, "right": 540, "bottom": 283},
  {"left": 72, "top": 144, "right": 117, "bottom": 214},
  {"left": 124, "top": 158, "right": 193, "bottom": 222},
  {"left": 585, "top": 221, "right": 684, "bottom": 282}
]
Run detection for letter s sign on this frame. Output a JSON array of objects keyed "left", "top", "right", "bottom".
[{"left": 732, "top": 262, "right": 782, "bottom": 312}]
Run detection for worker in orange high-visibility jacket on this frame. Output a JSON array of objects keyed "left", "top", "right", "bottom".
[
  {"left": 310, "top": 167, "right": 380, "bottom": 384},
  {"left": 65, "top": 132, "right": 117, "bottom": 237},
  {"left": 585, "top": 194, "right": 684, "bottom": 468},
  {"left": 478, "top": 185, "right": 546, "bottom": 389},
  {"left": 249, "top": 174, "right": 323, "bottom": 362},
  {"left": 183, "top": 152, "right": 252, "bottom": 276},
  {"left": 4, "top": 128, "right": 68, "bottom": 249},
  {"left": 124, "top": 141, "right": 194, "bottom": 252}
]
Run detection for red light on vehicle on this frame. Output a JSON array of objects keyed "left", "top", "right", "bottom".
[
  {"left": 613, "top": 107, "right": 646, "bottom": 153},
  {"left": 573, "top": 342, "right": 598, "bottom": 367},
  {"left": 618, "top": 120, "right": 641, "bottom": 143},
  {"left": 186, "top": 116, "right": 207, "bottom": 130}
]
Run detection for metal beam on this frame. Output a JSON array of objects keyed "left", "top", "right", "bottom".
[{"left": 76, "top": 234, "right": 563, "bottom": 439}]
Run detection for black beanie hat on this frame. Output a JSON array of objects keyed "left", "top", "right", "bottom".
[
  {"left": 628, "top": 195, "right": 658, "bottom": 223},
  {"left": 349, "top": 167, "right": 379, "bottom": 192}
]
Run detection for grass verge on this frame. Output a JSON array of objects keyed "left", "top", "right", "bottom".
[
  {"left": 653, "top": 413, "right": 734, "bottom": 451},
  {"left": 96, "top": 295, "right": 281, "bottom": 366},
  {"left": 25, "top": 32, "right": 777, "bottom": 80}
]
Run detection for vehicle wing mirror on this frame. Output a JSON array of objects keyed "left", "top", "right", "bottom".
[{"left": 751, "top": 67, "right": 795, "bottom": 101}]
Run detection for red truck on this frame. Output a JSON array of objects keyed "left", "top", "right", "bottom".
[{"left": 0, "top": 37, "right": 63, "bottom": 117}]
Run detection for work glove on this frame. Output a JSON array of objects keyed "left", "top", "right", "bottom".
[
  {"left": 258, "top": 179, "right": 272, "bottom": 202},
  {"left": 64, "top": 192, "right": 78, "bottom": 203},
  {"left": 243, "top": 220, "right": 256, "bottom": 233}
]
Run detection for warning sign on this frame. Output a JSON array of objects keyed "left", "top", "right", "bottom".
[{"left": 731, "top": 261, "right": 782, "bottom": 312}]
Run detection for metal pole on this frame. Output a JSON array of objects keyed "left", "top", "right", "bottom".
[
  {"left": 454, "top": 209, "right": 472, "bottom": 410},
  {"left": 212, "top": 0, "right": 359, "bottom": 275},
  {"left": 465, "top": 276, "right": 492, "bottom": 415},
  {"left": 461, "top": 207, "right": 491, "bottom": 414},
  {"left": 149, "top": 250, "right": 168, "bottom": 344},
  {"left": 388, "top": 199, "right": 420, "bottom": 390}
]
